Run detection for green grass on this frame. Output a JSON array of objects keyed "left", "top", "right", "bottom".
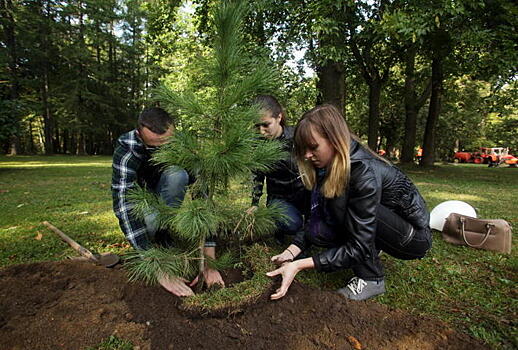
[
  {"left": 1, "top": 156, "right": 516, "bottom": 349},
  {"left": 86, "top": 336, "right": 133, "bottom": 350}
]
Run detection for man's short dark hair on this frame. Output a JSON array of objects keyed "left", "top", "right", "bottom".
[{"left": 137, "top": 107, "right": 174, "bottom": 134}]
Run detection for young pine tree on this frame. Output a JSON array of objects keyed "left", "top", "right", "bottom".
[{"left": 126, "top": 1, "right": 287, "bottom": 290}]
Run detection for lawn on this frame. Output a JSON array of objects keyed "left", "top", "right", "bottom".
[{"left": 0, "top": 155, "right": 516, "bottom": 349}]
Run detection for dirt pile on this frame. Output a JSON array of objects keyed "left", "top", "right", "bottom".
[{"left": 0, "top": 261, "right": 488, "bottom": 350}]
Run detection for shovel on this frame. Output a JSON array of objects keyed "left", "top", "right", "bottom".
[{"left": 42, "top": 221, "right": 120, "bottom": 268}]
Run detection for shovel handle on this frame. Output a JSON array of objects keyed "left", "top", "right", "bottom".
[{"left": 42, "top": 221, "right": 98, "bottom": 262}]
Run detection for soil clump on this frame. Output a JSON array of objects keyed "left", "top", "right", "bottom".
[{"left": 0, "top": 261, "right": 488, "bottom": 350}]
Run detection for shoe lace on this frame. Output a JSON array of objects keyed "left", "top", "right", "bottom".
[{"left": 347, "top": 277, "right": 367, "bottom": 295}]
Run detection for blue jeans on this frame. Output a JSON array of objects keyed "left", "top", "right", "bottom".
[
  {"left": 144, "top": 166, "right": 189, "bottom": 242},
  {"left": 268, "top": 198, "right": 303, "bottom": 240}
]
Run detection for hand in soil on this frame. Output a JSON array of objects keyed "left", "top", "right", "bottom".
[
  {"left": 266, "top": 262, "right": 300, "bottom": 300},
  {"left": 204, "top": 268, "right": 225, "bottom": 288},
  {"left": 158, "top": 274, "right": 195, "bottom": 297},
  {"left": 190, "top": 268, "right": 225, "bottom": 290}
]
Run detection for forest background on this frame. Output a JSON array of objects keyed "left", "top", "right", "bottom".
[{"left": 0, "top": 0, "right": 516, "bottom": 166}]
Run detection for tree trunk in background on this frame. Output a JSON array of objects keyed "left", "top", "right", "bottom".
[
  {"left": 316, "top": 60, "right": 345, "bottom": 112},
  {"left": 53, "top": 121, "right": 60, "bottom": 153},
  {"left": 401, "top": 45, "right": 418, "bottom": 163},
  {"left": 42, "top": 71, "right": 54, "bottom": 154},
  {"left": 350, "top": 40, "right": 390, "bottom": 151},
  {"left": 401, "top": 45, "right": 432, "bottom": 164},
  {"left": 28, "top": 120, "right": 35, "bottom": 153},
  {"left": 1, "top": 0, "right": 20, "bottom": 154},
  {"left": 367, "top": 80, "right": 382, "bottom": 150},
  {"left": 8, "top": 136, "right": 18, "bottom": 155},
  {"left": 62, "top": 129, "right": 68, "bottom": 154},
  {"left": 77, "top": 132, "right": 87, "bottom": 155},
  {"left": 70, "top": 133, "right": 77, "bottom": 155},
  {"left": 421, "top": 56, "right": 443, "bottom": 167},
  {"left": 40, "top": 0, "right": 54, "bottom": 154}
]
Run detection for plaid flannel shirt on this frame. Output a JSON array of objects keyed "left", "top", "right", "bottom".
[
  {"left": 111, "top": 130, "right": 216, "bottom": 250},
  {"left": 112, "top": 130, "right": 151, "bottom": 250}
]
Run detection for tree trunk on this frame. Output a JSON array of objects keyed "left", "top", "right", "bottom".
[
  {"left": 63, "top": 129, "right": 69, "bottom": 154},
  {"left": 40, "top": 0, "right": 54, "bottom": 155},
  {"left": 28, "top": 119, "right": 35, "bottom": 154},
  {"left": 77, "top": 132, "right": 87, "bottom": 155},
  {"left": 42, "top": 72, "right": 54, "bottom": 155},
  {"left": 349, "top": 40, "right": 388, "bottom": 151},
  {"left": 8, "top": 135, "right": 18, "bottom": 155},
  {"left": 401, "top": 45, "right": 432, "bottom": 164},
  {"left": 367, "top": 80, "right": 382, "bottom": 150},
  {"left": 70, "top": 133, "right": 77, "bottom": 155},
  {"left": 316, "top": 60, "right": 345, "bottom": 112},
  {"left": 401, "top": 45, "right": 418, "bottom": 163},
  {"left": 420, "top": 57, "right": 443, "bottom": 167},
  {"left": 1, "top": 0, "right": 20, "bottom": 155}
]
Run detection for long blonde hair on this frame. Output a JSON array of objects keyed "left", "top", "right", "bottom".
[{"left": 294, "top": 104, "right": 351, "bottom": 198}]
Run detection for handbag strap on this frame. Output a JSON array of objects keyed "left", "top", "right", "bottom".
[{"left": 460, "top": 217, "right": 493, "bottom": 248}]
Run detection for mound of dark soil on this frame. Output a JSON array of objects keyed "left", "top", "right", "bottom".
[{"left": 0, "top": 261, "right": 488, "bottom": 350}]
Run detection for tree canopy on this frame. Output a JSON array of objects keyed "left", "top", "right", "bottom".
[{"left": 1, "top": 0, "right": 516, "bottom": 163}]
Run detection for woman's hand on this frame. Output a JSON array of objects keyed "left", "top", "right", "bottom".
[
  {"left": 266, "top": 257, "right": 315, "bottom": 300},
  {"left": 266, "top": 262, "right": 300, "bottom": 300},
  {"left": 271, "top": 250, "right": 294, "bottom": 265},
  {"left": 271, "top": 245, "right": 301, "bottom": 265}
]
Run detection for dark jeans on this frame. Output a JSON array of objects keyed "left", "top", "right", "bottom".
[
  {"left": 351, "top": 205, "right": 432, "bottom": 281},
  {"left": 267, "top": 198, "right": 303, "bottom": 240},
  {"left": 144, "top": 166, "right": 189, "bottom": 245}
]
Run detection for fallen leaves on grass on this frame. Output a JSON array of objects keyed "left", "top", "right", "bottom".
[{"left": 35, "top": 233, "right": 43, "bottom": 241}]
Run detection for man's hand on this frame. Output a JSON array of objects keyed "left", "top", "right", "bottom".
[
  {"left": 189, "top": 268, "right": 225, "bottom": 289},
  {"left": 204, "top": 267, "right": 225, "bottom": 288},
  {"left": 158, "top": 274, "right": 195, "bottom": 297},
  {"left": 200, "top": 246, "right": 225, "bottom": 288},
  {"left": 245, "top": 206, "right": 258, "bottom": 215}
]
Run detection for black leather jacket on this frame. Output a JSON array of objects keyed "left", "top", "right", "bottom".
[
  {"left": 293, "top": 140, "right": 430, "bottom": 272},
  {"left": 252, "top": 126, "right": 306, "bottom": 206}
]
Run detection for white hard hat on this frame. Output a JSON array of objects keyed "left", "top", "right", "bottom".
[{"left": 429, "top": 200, "right": 477, "bottom": 231}]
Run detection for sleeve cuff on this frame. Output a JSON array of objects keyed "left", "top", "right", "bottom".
[
  {"left": 204, "top": 241, "right": 217, "bottom": 247},
  {"left": 312, "top": 255, "right": 322, "bottom": 271}
]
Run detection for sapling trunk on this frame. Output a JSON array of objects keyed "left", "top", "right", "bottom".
[{"left": 196, "top": 237, "right": 206, "bottom": 293}]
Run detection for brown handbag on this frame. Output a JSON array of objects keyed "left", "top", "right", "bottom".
[{"left": 442, "top": 213, "right": 512, "bottom": 254}]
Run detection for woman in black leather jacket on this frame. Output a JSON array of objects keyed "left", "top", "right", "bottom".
[{"left": 267, "top": 104, "right": 432, "bottom": 301}]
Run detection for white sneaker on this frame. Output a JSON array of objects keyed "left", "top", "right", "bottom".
[{"left": 337, "top": 277, "right": 386, "bottom": 301}]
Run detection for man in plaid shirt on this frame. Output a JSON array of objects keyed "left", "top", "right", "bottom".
[{"left": 112, "top": 107, "right": 224, "bottom": 296}]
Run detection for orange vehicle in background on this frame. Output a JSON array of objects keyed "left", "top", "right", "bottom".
[{"left": 453, "top": 147, "right": 517, "bottom": 167}]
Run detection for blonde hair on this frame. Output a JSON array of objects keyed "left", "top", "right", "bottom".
[{"left": 294, "top": 104, "right": 351, "bottom": 198}]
